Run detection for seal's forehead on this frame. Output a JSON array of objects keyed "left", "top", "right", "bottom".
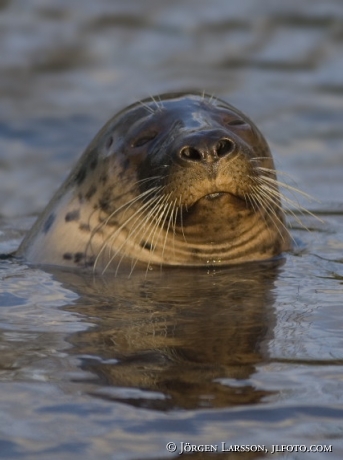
[
  {"left": 145, "top": 93, "right": 250, "bottom": 123},
  {"left": 143, "top": 93, "right": 227, "bottom": 114},
  {"left": 150, "top": 93, "right": 238, "bottom": 118},
  {"left": 151, "top": 96, "right": 212, "bottom": 127},
  {"left": 110, "top": 93, "right": 249, "bottom": 135},
  {"left": 122, "top": 93, "right": 234, "bottom": 116}
]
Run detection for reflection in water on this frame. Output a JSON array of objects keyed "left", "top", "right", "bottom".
[{"left": 49, "top": 260, "right": 283, "bottom": 411}]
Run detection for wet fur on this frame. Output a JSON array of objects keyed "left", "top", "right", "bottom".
[{"left": 18, "top": 92, "right": 305, "bottom": 274}]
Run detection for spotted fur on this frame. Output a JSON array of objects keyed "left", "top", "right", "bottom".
[{"left": 17, "top": 92, "right": 308, "bottom": 274}]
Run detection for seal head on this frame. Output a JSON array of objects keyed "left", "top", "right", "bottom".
[{"left": 18, "top": 93, "right": 291, "bottom": 272}]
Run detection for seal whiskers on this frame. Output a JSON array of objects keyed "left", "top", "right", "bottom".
[
  {"left": 108, "top": 192, "right": 171, "bottom": 275},
  {"left": 253, "top": 173, "right": 320, "bottom": 230},
  {"left": 250, "top": 182, "right": 291, "bottom": 243},
  {"left": 90, "top": 185, "right": 161, "bottom": 269},
  {"left": 95, "top": 188, "right": 166, "bottom": 273},
  {"left": 113, "top": 195, "right": 168, "bottom": 275}
]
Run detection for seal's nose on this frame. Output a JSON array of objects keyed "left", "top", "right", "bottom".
[{"left": 178, "top": 135, "right": 235, "bottom": 164}]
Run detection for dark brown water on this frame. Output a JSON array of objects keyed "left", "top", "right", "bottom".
[{"left": 1, "top": 1, "right": 343, "bottom": 459}]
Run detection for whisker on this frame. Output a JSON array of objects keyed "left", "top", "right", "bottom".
[
  {"left": 250, "top": 185, "right": 290, "bottom": 243},
  {"left": 117, "top": 194, "right": 165, "bottom": 251},
  {"left": 144, "top": 194, "right": 173, "bottom": 276},
  {"left": 89, "top": 185, "right": 161, "bottom": 253},
  {"left": 249, "top": 187, "right": 286, "bottom": 241},
  {"left": 149, "top": 94, "right": 163, "bottom": 112},
  {"left": 132, "top": 175, "right": 164, "bottom": 187},
  {"left": 249, "top": 158, "right": 303, "bottom": 180},
  {"left": 172, "top": 202, "right": 179, "bottom": 258},
  {"left": 108, "top": 193, "right": 168, "bottom": 275},
  {"left": 256, "top": 175, "right": 317, "bottom": 202},
  {"left": 179, "top": 196, "right": 187, "bottom": 243},
  {"left": 255, "top": 166, "right": 304, "bottom": 181},
  {"left": 94, "top": 190, "right": 163, "bottom": 272},
  {"left": 113, "top": 192, "right": 172, "bottom": 276},
  {"left": 90, "top": 187, "right": 159, "bottom": 266},
  {"left": 156, "top": 200, "right": 174, "bottom": 272},
  {"left": 147, "top": 194, "right": 173, "bottom": 254},
  {"left": 253, "top": 182, "right": 308, "bottom": 235},
  {"left": 249, "top": 156, "right": 275, "bottom": 161},
  {"left": 161, "top": 198, "right": 178, "bottom": 267},
  {"left": 257, "top": 179, "right": 322, "bottom": 223},
  {"left": 139, "top": 100, "right": 155, "bottom": 114},
  {"left": 126, "top": 196, "right": 172, "bottom": 277}
]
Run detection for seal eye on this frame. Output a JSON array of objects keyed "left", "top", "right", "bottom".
[
  {"left": 131, "top": 132, "right": 158, "bottom": 147},
  {"left": 106, "top": 136, "right": 113, "bottom": 150},
  {"left": 227, "top": 119, "right": 246, "bottom": 126}
]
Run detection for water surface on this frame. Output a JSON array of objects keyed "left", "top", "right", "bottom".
[{"left": 0, "top": 0, "right": 343, "bottom": 459}]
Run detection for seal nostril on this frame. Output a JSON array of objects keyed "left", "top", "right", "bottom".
[
  {"left": 216, "top": 138, "right": 235, "bottom": 158},
  {"left": 180, "top": 146, "right": 203, "bottom": 162}
]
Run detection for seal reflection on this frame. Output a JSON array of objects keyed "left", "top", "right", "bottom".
[{"left": 51, "top": 260, "right": 282, "bottom": 410}]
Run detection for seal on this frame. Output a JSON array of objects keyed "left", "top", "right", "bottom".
[{"left": 17, "top": 92, "right": 291, "bottom": 273}]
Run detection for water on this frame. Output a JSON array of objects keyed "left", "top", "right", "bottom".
[{"left": 1, "top": 0, "right": 343, "bottom": 458}]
